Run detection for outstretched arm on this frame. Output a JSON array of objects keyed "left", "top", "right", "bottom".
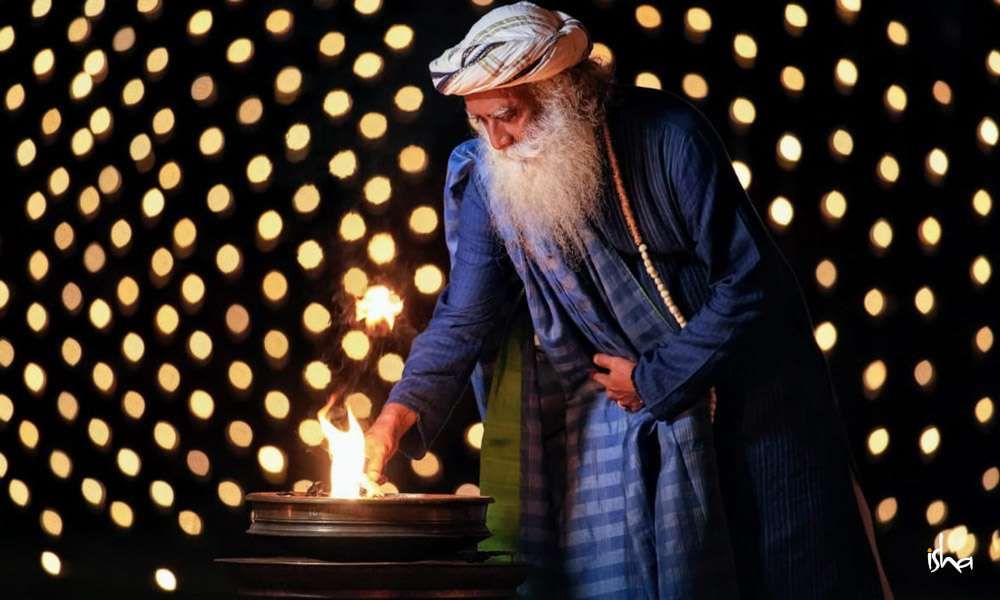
[{"left": 378, "top": 166, "right": 520, "bottom": 463}]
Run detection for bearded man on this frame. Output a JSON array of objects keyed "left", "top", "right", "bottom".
[{"left": 364, "top": 2, "right": 891, "bottom": 598}]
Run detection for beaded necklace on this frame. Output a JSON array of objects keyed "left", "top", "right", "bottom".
[{"left": 601, "top": 121, "right": 718, "bottom": 423}]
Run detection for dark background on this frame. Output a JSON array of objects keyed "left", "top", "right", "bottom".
[{"left": 0, "top": 0, "right": 996, "bottom": 597}]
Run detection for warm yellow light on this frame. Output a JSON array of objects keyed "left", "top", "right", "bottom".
[
  {"left": 877, "top": 154, "right": 899, "bottom": 184},
  {"left": 188, "top": 9, "right": 213, "bottom": 37},
  {"left": 733, "top": 33, "right": 757, "bottom": 63},
  {"left": 40, "top": 551, "right": 61, "bottom": 577},
  {"left": 971, "top": 256, "right": 991, "bottom": 286},
  {"left": 876, "top": 498, "right": 897, "bottom": 524},
  {"left": 297, "top": 240, "right": 324, "bottom": 271},
  {"left": 976, "top": 326, "right": 994, "bottom": 354},
  {"left": 814, "top": 322, "right": 837, "bottom": 351},
  {"left": 329, "top": 150, "right": 358, "bottom": 179},
  {"left": 154, "top": 421, "right": 179, "bottom": 451},
  {"left": 122, "top": 78, "right": 145, "bottom": 106},
  {"left": 926, "top": 500, "right": 947, "bottom": 525},
  {"left": 884, "top": 84, "right": 907, "bottom": 113},
  {"left": 385, "top": 24, "right": 414, "bottom": 50},
  {"left": 319, "top": 32, "right": 346, "bottom": 58},
  {"left": 926, "top": 148, "right": 949, "bottom": 179},
  {"left": 835, "top": 58, "right": 858, "bottom": 89},
  {"left": 199, "top": 127, "right": 224, "bottom": 156},
  {"left": 399, "top": 145, "right": 428, "bottom": 173},
  {"left": 919, "top": 426, "right": 940, "bottom": 456},
  {"left": 411, "top": 452, "right": 441, "bottom": 478},
  {"left": 863, "top": 360, "right": 887, "bottom": 392},
  {"left": 870, "top": 219, "right": 893, "bottom": 250},
  {"left": 830, "top": 129, "right": 853, "bottom": 158},
  {"left": 863, "top": 289, "right": 885, "bottom": 317},
  {"left": 685, "top": 8, "right": 712, "bottom": 35},
  {"left": 777, "top": 133, "right": 802, "bottom": 164},
  {"left": 247, "top": 154, "right": 273, "bottom": 185},
  {"left": 178, "top": 510, "right": 203, "bottom": 536},
  {"left": 589, "top": 42, "right": 614, "bottom": 67},
  {"left": 729, "top": 97, "right": 755, "bottom": 126},
  {"left": 768, "top": 197, "right": 794, "bottom": 227},
  {"left": 368, "top": 233, "right": 396, "bottom": 264},
  {"left": 0, "top": 26, "right": 14, "bottom": 53},
  {"left": 378, "top": 353, "right": 405, "bottom": 382},
  {"left": 150, "top": 480, "right": 174, "bottom": 507},
  {"left": 41, "top": 509, "right": 63, "bottom": 536},
  {"left": 979, "top": 117, "right": 998, "bottom": 147},
  {"left": 918, "top": 216, "right": 941, "bottom": 247},
  {"left": 324, "top": 89, "right": 352, "bottom": 119},
  {"left": 343, "top": 268, "right": 369, "bottom": 297},
  {"left": 265, "top": 391, "right": 291, "bottom": 420},
  {"left": 359, "top": 112, "right": 388, "bottom": 139},
  {"left": 81, "top": 478, "right": 105, "bottom": 506},
  {"left": 218, "top": 479, "right": 245, "bottom": 506},
  {"left": 155, "top": 568, "right": 177, "bottom": 592},
  {"left": 390, "top": 89, "right": 421, "bottom": 120},
  {"left": 681, "top": 74, "right": 707, "bottom": 99},
  {"left": 867, "top": 427, "right": 889, "bottom": 455},
  {"left": 258, "top": 445, "right": 286, "bottom": 474},
  {"left": 110, "top": 500, "right": 134, "bottom": 528},
  {"left": 635, "top": 5, "right": 662, "bottom": 29},
  {"left": 365, "top": 176, "right": 392, "bottom": 205},
  {"left": 415, "top": 265, "right": 444, "bottom": 294},
  {"left": 227, "top": 38, "right": 254, "bottom": 64},
  {"left": 266, "top": 9, "right": 293, "bottom": 37},
  {"left": 784, "top": 4, "right": 808, "bottom": 32},
  {"left": 6, "top": 84, "right": 27, "bottom": 112},
  {"left": 914, "top": 359, "right": 934, "bottom": 387},
  {"left": 342, "top": 330, "right": 371, "bottom": 360},
  {"left": 353, "top": 52, "right": 384, "bottom": 78},
  {"left": 356, "top": 285, "right": 404, "bottom": 329},
  {"left": 355, "top": 0, "right": 382, "bottom": 15},
  {"left": 34, "top": 48, "right": 55, "bottom": 79},
  {"left": 887, "top": 21, "right": 908, "bottom": 46},
  {"left": 974, "top": 397, "right": 994, "bottom": 424},
  {"left": 146, "top": 47, "right": 169, "bottom": 77}
]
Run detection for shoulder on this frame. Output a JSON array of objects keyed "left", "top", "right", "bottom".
[
  {"left": 445, "top": 138, "right": 488, "bottom": 195},
  {"left": 608, "top": 85, "right": 724, "bottom": 150}
]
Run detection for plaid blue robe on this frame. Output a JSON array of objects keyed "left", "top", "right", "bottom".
[{"left": 387, "top": 87, "right": 885, "bottom": 598}]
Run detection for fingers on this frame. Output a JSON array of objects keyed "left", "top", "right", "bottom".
[
  {"left": 592, "top": 353, "right": 613, "bottom": 369},
  {"left": 590, "top": 371, "right": 610, "bottom": 388},
  {"left": 364, "top": 433, "right": 391, "bottom": 484}
]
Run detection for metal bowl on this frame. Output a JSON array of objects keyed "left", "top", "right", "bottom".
[{"left": 246, "top": 492, "right": 494, "bottom": 561}]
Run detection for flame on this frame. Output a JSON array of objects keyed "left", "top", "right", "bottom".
[
  {"left": 356, "top": 285, "right": 403, "bottom": 330},
  {"left": 317, "top": 397, "right": 378, "bottom": 498}
]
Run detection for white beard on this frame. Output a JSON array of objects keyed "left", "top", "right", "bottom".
[{"left": 478, "top": 88, "right": 604, "bottom": 267}]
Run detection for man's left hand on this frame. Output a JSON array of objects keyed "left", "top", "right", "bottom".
[{"left": 591, "top": 353, "right": 644, "bottom": 412}]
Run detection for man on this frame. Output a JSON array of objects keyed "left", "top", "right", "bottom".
[{"left": 364, "top": 2, "right": 891, "bottom": 598}]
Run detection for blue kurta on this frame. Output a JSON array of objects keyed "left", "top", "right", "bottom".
[{"left": 386, "top": 86, "right": 885, "bottom": 599}]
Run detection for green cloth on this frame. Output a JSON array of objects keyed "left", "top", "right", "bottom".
[{"left": 478, "top": 312, "right": 528, "bottom": 553}]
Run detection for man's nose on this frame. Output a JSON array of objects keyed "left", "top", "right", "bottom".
[{"left": 488, "top": 124, "right": 513, "bottom": 150}]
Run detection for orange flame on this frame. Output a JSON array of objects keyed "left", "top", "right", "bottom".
[
  {"left": 317, "top": 397, "right": 379, "bottom": 498},
  {"left": 355, "top": 285, "right": 403, "bottom": 330}
]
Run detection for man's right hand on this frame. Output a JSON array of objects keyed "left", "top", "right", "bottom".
[{"left": 364, "top": 403, "right": 418, "bottom": 485}]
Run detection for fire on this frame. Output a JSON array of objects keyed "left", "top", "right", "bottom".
[
  {"left": 317, "top": 397, "right": 379, "bottom": 498},
  {"left": 356, "top": 285, "right": 403, "bottom": 330}
]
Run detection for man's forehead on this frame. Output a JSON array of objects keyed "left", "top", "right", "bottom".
[{"left": 464, "top": 86, "right": 530, "bottom": 114}]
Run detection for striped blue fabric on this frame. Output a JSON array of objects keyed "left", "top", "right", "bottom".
[{"left": 387, "top": 87, "right": 885, "bottom": 598}]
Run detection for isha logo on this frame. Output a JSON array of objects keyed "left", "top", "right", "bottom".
[{"left": 927, "top": 533, "right": 974, "bottom": 573}]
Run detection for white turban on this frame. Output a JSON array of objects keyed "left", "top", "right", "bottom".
[{"left": 429, "top": 1, "right": 591, "bottom": 96}]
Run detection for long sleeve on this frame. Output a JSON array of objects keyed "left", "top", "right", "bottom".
[
  {"left": 384, "top": 163, "right": 521, "bottom": 459},
  {"left": 631, "top": 118, "right": 776, "bottom": 421}
]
